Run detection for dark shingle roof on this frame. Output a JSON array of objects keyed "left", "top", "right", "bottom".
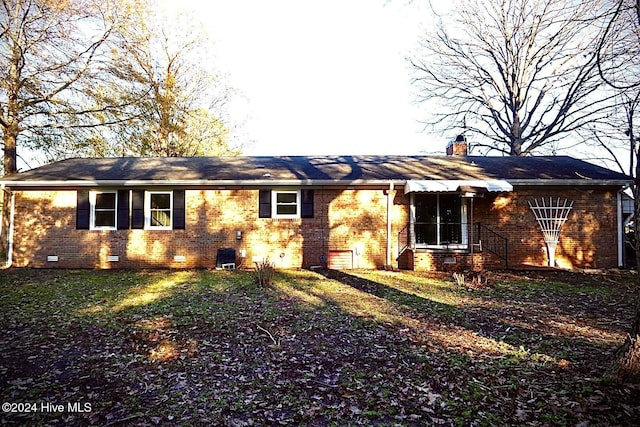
[{"left": 0, "top": 155, "right": 630, "bottom": 185}]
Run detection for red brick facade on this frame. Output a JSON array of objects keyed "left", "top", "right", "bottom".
[
  {"left": 9, "top": 188, "right": 408, "bottom": 269},
  {"left": 472, "top": 187, "right": 621, "bottom": 269},
  {"left": 7, "top": 185, "right": 621, "bottom": 270},
  {"left": 404, "top": 187, "right": 621, "bottom": 271}
]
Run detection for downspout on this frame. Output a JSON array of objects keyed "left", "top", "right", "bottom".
[
  {"left": 386, "top": 182, "right": 394, "bottom": 268},
  {"left": 0, "top": 185, "right": 4, "bottom": 245},
  {"left": 1, "top": 186, "right": 15, "bottom": 269},
  {"left": 617, "top": 189, "right": 624, "bottom": 268},
  {"left": 469, "top": 196, "right": 474, "bottom": 270}
]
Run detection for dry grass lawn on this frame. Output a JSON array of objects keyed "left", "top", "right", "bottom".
[{"left": 0, "top": 268, "right": 638, "bottom": 426}]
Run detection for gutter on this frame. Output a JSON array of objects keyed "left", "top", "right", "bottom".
[
  {"left": 0, "top": 177, "right": 632, "bottom": 189},
  {"left": 0, "top": 179, "right": 409, "bottom": 188},
  {"left": 507, "top": 179, "right": 631, "bottom": 187}
]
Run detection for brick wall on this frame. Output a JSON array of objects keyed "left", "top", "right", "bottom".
[
  {"left": 410, "top": 250, "right": 503, "bottom": 272},
  {"left": 8, "top": 186, "right": 620, "bottom": 270},
  {"left": 473, "top": 187, "right": 620, "bottom": 269},
  {"left": 10, "top": 188, "right": 409, "bottom": 269}
]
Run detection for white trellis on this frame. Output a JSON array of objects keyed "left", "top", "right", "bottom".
[{"left": 528, "top": 197, "right": 574, "bottom": 267}]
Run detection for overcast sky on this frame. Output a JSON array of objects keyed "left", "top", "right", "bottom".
[{"left": 164, "top": 0, "right": 448, "bottom": 156}]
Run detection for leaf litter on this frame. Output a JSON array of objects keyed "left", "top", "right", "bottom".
[{"left": 0, "top": 268, "right": 638, "bottom": 426}]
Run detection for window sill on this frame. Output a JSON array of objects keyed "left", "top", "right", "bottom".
[{"left": 414, "top": 245, "right": 469, "bottom": 252}]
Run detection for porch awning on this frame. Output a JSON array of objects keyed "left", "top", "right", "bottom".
[{"left": 404, "top": 179, "right": 513, "bottom": 194}]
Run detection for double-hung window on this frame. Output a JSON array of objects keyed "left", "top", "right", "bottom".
[
  {"left": 146, "top": 191, "right": 173, "bottom": 229},
  {"left": 273, "top": 190, "right": 300, "bottom": 218},
  {"left": 90, "top": 191, "right": 117, "bottom": 230}
]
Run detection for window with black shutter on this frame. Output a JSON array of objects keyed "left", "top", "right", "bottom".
[{"left": 259, "top": 189, "right": 314, "bottom": 219}]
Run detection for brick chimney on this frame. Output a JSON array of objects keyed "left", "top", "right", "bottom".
[{"left": 446, "top": 134, "right": 468, "bottom": 156}]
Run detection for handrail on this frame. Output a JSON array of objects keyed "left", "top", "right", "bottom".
[
  {"left": 477, "top": 223, "right": 508, "bottom": 267},
  {"left": 399, "top": 222, "right": 509, "bottom": 268},
  {"left": 398, "top": 223, "right": 410, "bottom": 257}
]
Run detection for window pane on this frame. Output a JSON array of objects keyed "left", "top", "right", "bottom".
[
  {"left": 415, "top": 195, "right": 437, "bottom": 244},
  {"left": 414, "top": 194, "right": 462, "bottom": 245},
  {"left": 151, "top": 194, "right": 171, "bottom": 209},
  {"left": 95, "top": 211, "right": 116, "bottom": 227},
  {"left": 148, "top": 192, "right": 172, "bottom": 228},
  {"left": 151, "top": 210, "right": 171, "bottom": 227},
  {"left": 415, "top": 223, "right": 437, "bottom": 245},
  {"left": 276, "top": 193, "right": 297, "bottom": 204},
  {"left": 415, "top": 195, "right": 437, "bottom": 223},
  {"left": 95, "top": 193, "right": 116, "bottom": 209},
  {"left": 439, "top": 195, "right": 462, "bottom": 244},
  {"left": 277, "top": 205, "right": 297, "bottom": 215}
]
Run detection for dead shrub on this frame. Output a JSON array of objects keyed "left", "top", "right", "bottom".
[
  {"left": 452, "top": 270, "right": 494, "bottom": 290},
  {"left": 254, "top": 258, "right": 275, "bottom": 286}
]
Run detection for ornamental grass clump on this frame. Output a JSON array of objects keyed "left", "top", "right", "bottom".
[{"left": 254, "top": 258, "right": 275, "bottom": 286}]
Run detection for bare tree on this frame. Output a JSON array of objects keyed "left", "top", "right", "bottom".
[
  {"left": 410, "top": 0, "right": 614, "bottom": 156},
  {"left": 86, "top": 1, "right": 239, "bottom": 157},
  {"left": 0, "top": 0, "right": 122, "bottom": 175},
  {"left": 597, "top": 0, "right": 640, "bottom": 383}
]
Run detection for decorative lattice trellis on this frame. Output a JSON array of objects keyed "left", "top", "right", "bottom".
[{"left": 528, "top": 197, "right": 574, "bottom": 267}]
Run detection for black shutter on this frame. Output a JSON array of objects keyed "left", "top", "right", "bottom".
[
  {"left": 259, "top": 190, "right": 271, "bottom": 218},
  {"left": 173, "top": 190, "right": 185, "bottom": 230},
  {"left": 117, "top": 190, "right": 130, "bottom": 230},
  {"left": 301, "top": 189, "right": 314, "bottom": 218},
  {"left": 76, "top": 190, "right": 90, "bottom": 229},
  {"left": 131, "top": 190, "right": 145, "bottom": 229}
]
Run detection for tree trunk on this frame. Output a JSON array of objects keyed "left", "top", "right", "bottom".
[
  {"left": 614, "top": 164, "right": 640, "bottom": 382},
  {"left": 614, "top": 301, "right": 640, "bottom": 382},
  {"left": 2, "top": 126, "right": 18, "bottom": 176},
  {"left": 4, "top": 22, "right": 22, "bottom": 177}
]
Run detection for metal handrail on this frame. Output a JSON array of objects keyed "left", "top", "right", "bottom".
[
  {"left": 397, "top": 223, "right": 410, "bottom": 257},
  {"left": 398, "top": 221, "right": 509, "bottom": 268},
  {"left": 477, "top": 223, "right": 508, "bottom": 267}
]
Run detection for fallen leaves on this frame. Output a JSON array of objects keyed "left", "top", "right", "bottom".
[{"left": 0, "top": 268, "right": 638, "bottom": 426}]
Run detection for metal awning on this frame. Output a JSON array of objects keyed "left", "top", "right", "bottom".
[{"left": 404, "top": 179, "right": 513, "bottom": 194}]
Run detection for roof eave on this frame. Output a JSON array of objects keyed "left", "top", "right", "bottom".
[
  {"left": 0, "top": 178, "right": 631, "bottom": 188},
  {"left": 0, "top": 178, "right": 407, "bottom": 188},
  {"left": 508, "top": 179, "right": 631, "bottom": 187}
]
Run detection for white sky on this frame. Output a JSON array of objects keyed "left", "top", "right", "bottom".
[{"left": 165, "top": 0, "right": 447, "bottom": 156}]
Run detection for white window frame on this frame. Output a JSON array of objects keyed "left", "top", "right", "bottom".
[
  {"left": 411, "top": 193, "right": 468, "bottom": 249},
  {"left": 272, "top": 189, "right": 301, "bottom": 218},
  {"left": 145, "top": 191, "right": 173, "bottom": 230},
  {"left": 90, "top": 191, "right": 117, "bottom": 231}
]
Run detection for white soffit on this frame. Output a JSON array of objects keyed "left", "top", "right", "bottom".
[{"left": 404, "top": 179, "right": 513, "bottom": 194}]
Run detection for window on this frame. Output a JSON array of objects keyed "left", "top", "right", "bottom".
[
  {"left": 146, "top": 191, "right": 172, "bottom": 229},
  {"left": 414, "top": 194, "right": 467, "bottom": 247},
  {"left": 272, "top": 190, "right": 300, "bottom": 218},
  {"left": 90, "top": 191, "right": 117, "bottom": 230}
]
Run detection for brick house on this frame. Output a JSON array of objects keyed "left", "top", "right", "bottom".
[{"left": 0, "top": 140, "right": 631, "bottom": 271}]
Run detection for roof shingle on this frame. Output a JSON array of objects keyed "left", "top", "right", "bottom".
[{"left": 0, "top": 155, "right": 630, "bottom": 184}]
